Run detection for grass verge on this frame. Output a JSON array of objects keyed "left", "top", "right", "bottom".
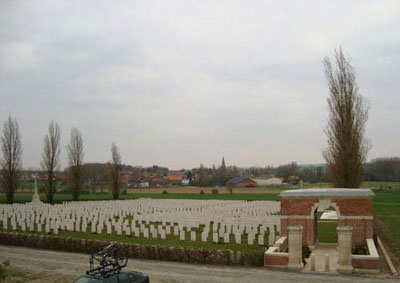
[
  {"left": 373, "top": 189, "right": 400, "bottom": 270},
  {"left": 0, "top": 193, "right": 279, "bottom": 203}
]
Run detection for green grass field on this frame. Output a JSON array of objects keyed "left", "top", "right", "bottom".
[
  {"left": 0, "top": 192, "right": 279, "bottom": 203},
  {"left": 316, "top": 211, "right": 338, "bottom": 243},
  {"left": 372, "top": 190, "right": 400, "bottom": 266}
]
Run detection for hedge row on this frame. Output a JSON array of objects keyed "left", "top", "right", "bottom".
[{"left": 0, "top": 232, "right": 264, "bottom": 267}]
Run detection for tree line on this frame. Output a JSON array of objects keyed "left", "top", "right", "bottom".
[
  {"left": 0, "top": 117, "right": 123, "bottom": 204},
  {"left": 243, "top": 159, "right": 400, "bottom": 184},
  {"left": 242, "top": 162, "right": 329, "bottom": 184},
  {"left": 191, "top": 157, "right": 240, "bottom": 187},
  {"left": 365, "top": 157, "right": 400, "bottom": 182}
]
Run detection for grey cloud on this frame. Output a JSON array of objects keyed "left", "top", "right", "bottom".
[{"left": 0, "top": 0, "right": 399, "bottom": 169}]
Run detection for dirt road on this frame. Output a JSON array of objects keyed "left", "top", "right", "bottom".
[{"left": 0, "top": 245, "right": 397, "bottom": 283}]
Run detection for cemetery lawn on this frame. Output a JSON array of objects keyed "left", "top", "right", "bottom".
[
  {"left": 0, "top": 222, "right": 270, "bottom": 253},
  {"left": 55, "top": 230, "right": 265, "bottom": 252},
  {"left": 316, "top": 212, "right": 337, "bottom": 243},
  {"left": 0, "top": 193, "right": 279, "bottom": 203}
]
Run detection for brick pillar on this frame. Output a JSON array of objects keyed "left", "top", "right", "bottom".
[
  {"left": 287, "top": 225, "right": 303, "bottom": 270},
  {"left": 337, "top": 226, "right": 353, "bottom": 273}
]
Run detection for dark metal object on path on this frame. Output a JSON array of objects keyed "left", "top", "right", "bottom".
[{"left": 87, "top": 244, "right": 129, "bottom": 278}]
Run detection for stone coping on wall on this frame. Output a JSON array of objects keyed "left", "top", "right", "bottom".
[
  {"left": 279, "top": 188, "right": 375, "bottom": 199},
  {"left": 274, "top": 236, "right": 287, "bottom": 252}
]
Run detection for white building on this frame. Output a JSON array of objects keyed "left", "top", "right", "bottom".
[
  {"left": 138, "top": 182, "right": 149, "bottom": 188},
  {"left": 255, "top": 177, "right": 283, "bottom": 186}
]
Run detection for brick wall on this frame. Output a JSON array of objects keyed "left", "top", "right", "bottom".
[
  {"left": 333, "top": 199, "right": 373, "bottom": 216},
  {"left": 352, "top": 258, "right": 379, "bottom": 270},
  {"left": 281, "top": 199, "right": 317, "bottom": 215},
  {"left": 264, "top": 253, "right": 288, "bottom": 267},
  {"left": 337, "top": 218, "right": 373, "bottom": 246}
]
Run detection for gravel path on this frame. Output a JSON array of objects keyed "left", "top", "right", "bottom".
[{"left": 0, "top": 245, "right": 397, "bottom": 283}]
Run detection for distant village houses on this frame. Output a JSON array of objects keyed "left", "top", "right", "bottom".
[{"left": 228, "top": 177, "right": 257, "bottom": 188}]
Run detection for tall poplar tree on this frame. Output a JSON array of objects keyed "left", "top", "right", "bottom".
[
  {"left": 108, "top": 143, "right": 122, "bottom": 200},
  {"left": 66, "top": 128, "right": 84, "bottom": 200},
  {"left": 323, "top": 48, "right": 371, "bottom": 188},
  {"left": 0, "top": 116, "right": 23, "bottom": 203},
  {"left": 41, "top": 121, "right": 61, "bottom": 203}
]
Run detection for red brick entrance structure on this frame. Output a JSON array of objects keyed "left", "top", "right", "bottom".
[
  {"left": 279, "top": 188, "right": 374, "bottom": 247},
  {"left": 265, "top": 188, "right": 379, "bottom": 273}
]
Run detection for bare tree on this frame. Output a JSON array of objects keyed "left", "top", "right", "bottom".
[
  {"left": 41, "top": 121, "right": 61, "bottom": 204},
  {"left": 226, "top": 181, "right": 234, "bottom": 195},
  {"left": 108, "top": 143, "right": 121, "bottom": 200},
  {"left": 323, "top": 48, "right": 371, "bottom": 188},
  {"left": 0, "top": 116, "right": 23, "bottom": 203},
  {"left": 66, "top": 128, "right": 84, "bottom": 201}
]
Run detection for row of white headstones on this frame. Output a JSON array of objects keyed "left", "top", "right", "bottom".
[{"left": 0, "top": 199, "right": 280, "bottom": 246}]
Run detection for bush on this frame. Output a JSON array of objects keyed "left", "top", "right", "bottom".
[
  {"left": 242, "top": 251, "right": 264, "bottom": 266},
  {"left": 0, "top": 260, "right": 10, "bottom": 280},
  {"left": 353, "top": 244, "right": 368, "bottom": 255},
  {"left": 122, "top": 189, "right": 127, "bottom": 195},
  {"left": 61, "top": 186, "right": 70, "bottom": 194},
  {"left": 162, "top": 190, "right": 168, "bottom": 194},
  {"left": 212, "top": 189, "right": 219, "bottom": 194},
  {"left": 200, "top": 190, "right": 204, "bottom": 194},
  {"left": 39, "top": 185, "right": 45, "bottom": 193},
  {"left": 0, "top": 232, "right": 266, "bottom": 267},
  {"left": 81, "top": 186, "right": 90, "bottom": 194},
  {"left": 302, "top": 246, "right": 311, "bottom": 264}
]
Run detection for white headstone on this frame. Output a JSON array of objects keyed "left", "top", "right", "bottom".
[
  {"left": 201, "top": 232, "right": 208, "bottom": 242},
  {"left": 213, "top": 232, "right": 218, "bottom": 243},
  {"left": 224, "top": 233, "right": 230, "bottom": 244},
  {"left": 258, "top": 234, "right": 264, "bottom": 246}
]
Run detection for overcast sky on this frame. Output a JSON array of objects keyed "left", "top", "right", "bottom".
[{"left": 0, "top": 0, "right": 399, "bottom": 170}]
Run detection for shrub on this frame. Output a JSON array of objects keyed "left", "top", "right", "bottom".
[
  {"left": 242, "top": 251, "right": 264, "bottom": 266},
  {"left": 39, "top": 185, "right": 45, "bottom": 193},
  {"left": 81, "top": 186, "right": 90, "bottom": 194},
  {"left": 0, "top": 232, "right": 266, "bottom": 267},
  {"left": 353, "top": 244, "right": 368, "bottom": 255},
  {"left": 61, "top": 186, "right": 70, "bottom": 194},
  {"left": 122, "top": 189, "right": 127, "bottom": 195},
  {"left": 0, "top": 260, "right": 10, "bottom": 280},
  {"left": 162, "top": 190, "right": 168, "bottom": 194},
  {"left": 212, "top": 189, "right": 219, "bottom": 194},
  {"left": 302, "top": 246, "right": 311, "bottom": 264},
  {"left": 200, "top": 190, "right": 204, "bottom": 194}
]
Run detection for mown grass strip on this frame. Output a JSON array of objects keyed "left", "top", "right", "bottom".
[{"left": 0, "top": 193, "right": 280, "bottom": 203}]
